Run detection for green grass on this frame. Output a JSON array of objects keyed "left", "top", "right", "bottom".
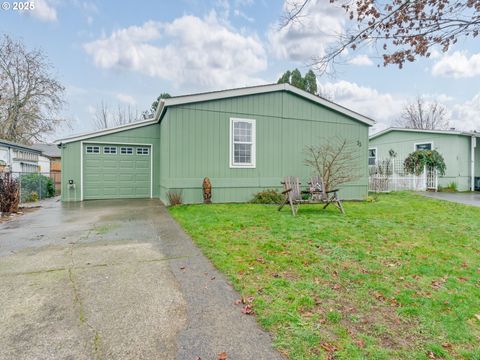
[{"left": 169, "top": 192, "right": 480, "bottom": 359}]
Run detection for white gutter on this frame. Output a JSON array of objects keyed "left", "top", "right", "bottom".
[{"left": 471, "top": 136, "right": 476, "bottom": 191}]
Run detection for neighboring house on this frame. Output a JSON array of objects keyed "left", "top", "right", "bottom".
[
  {"left": 31, "top": 144, "right": 62, "bottom": 193},
  {"left": 0, "top": 139, "right": 43, "bottom": 173},
  {"left": 369, "top": 127, "right": 479, "bottom": 191},
  {"left": 56, "top": 83, "right": 374, "bottom": 203}
]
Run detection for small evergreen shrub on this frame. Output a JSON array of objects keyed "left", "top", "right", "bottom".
[
  {"left": 439, "top": 182, "right": 457, "bottom": 192},
  {"left": 404, "top": 150, "right": 446, "bottom": 176},
  {"left": 250, "top": 189, "right": 283, "bottom": 204}
]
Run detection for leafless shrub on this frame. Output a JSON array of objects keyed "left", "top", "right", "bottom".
[
  {"left": 0, "top": 173, "right": 20, "bottom": 214},
  {"left": 304, "top": 137, "right": 361, "bottom": 191},
  {"left": 167, "top": 191, "right": 183, "bottom": 206}
]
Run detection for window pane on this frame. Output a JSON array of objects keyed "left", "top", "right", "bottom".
[
  {"left": 368, "top": 158, "right": 376, "bottom": 165},
  {"left": 416, "top": 143, "right": 432, "bottom": 150},
  {"left": 368, "top": 149, "right": 376, "bottom": 157},
  {"left": 234, "top": 143, "right": 252, "bottom": 164},
  {"left": 233, "top": 121, "right": 252, "bottom": 142}
]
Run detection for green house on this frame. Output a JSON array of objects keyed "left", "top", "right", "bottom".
[
  {"left": 369, "top": 127, "right": 480, "bottom": 191},
  {"left": 56, "top": 84, "right": 374, "bottom": 203}
]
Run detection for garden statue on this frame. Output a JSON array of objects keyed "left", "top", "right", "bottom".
[{"left": 202, "top": 177, "right": 212, "bottom": 204}]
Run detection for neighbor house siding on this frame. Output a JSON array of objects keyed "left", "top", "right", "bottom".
[
  {"left": 61, "top": 124, "right": 160, "bottom": 201},
  {"left": 369, "top": 131, "right": 473, "bottom": 191},
  {"left": 159, "top": 91, "right": 369, "bottom": 204}
]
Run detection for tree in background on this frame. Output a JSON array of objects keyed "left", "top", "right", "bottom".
[
  {"left": 277, "top": 68, "right": 318, "bottom": 95},
  {"left": 0, "top": 35, "right": 66, "bottom": 143},
  {"left": 282, "top": 1, "right": 480, "bottom": 74},
  {"left": 396, "top": 96, "right": 450, "bottom": 130},
  {"left": 92, "top": 101, "right": 141, "bottom": 129},
  {"left": 146, "top": 92, "right": 172, "bottom": 118}
]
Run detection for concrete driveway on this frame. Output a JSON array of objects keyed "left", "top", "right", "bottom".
[
  {"left": 0, "top": 199, "right": 283, "bottom": 360},
  {"left": 421, "top": 191, "right": 480, "bottom": 207}
]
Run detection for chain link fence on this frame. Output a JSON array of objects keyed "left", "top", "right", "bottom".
[{"left": 11, "top": 172, "right": 58, "bottom": 203}]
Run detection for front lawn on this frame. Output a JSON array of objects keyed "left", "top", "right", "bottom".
[{"left": 169, "top": 192, "right": 480, "bottom": 359}]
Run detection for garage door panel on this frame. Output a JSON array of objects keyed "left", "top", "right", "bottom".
[
  {"left": 83, "top": 144, "right": 151, "bottom": 200},
  {"left": 119, "top": 174, "right": 135, "bottom": 181}
]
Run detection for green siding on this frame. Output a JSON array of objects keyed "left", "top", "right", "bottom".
[
  {"left": 159, "top": 91, "right": 369, "bottom": 204},
  {"left": 369, "top": 131, "right": 475, "bottom": 191},
  {"left": 61, "top": 124, "right": 160, "bottom": 201},
  {"left": 62, "top": 91, "right": 370, "bottom": 203}
]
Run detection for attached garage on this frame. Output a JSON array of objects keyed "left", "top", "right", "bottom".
[{"left": 82, "top": 143, "right": 152, "bottom": 200}]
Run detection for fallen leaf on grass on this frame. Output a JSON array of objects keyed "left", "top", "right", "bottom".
[
  {"left": 242, "top": 305, "right": 254, "bottom": 315},
  {"left": 320, "top": 342, "right": 337, "bottom": 353},
  {"left": 426, "top": 350, "right": 443, "bottom": 359},
  {"left": 354, "top": 339, "right": 365, "bottom": 348},
  {"left": 431, "top": 276, "right": 448, "bottom": 290},
  {"left": 218, "top": 352, "right": 227, "bottom": 360},
  {"left": 441, "top": 342, "right": 453, "bottom": 350},
  {"left": 332, "top": 284, "right": 341, "bottom": 290},
  {"left": 474, "top": 314, "right": 480, "bottom": 321}
]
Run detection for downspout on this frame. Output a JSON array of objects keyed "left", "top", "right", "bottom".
[{"left": 471, "top": 136, "right": 476, "bottom": 191}]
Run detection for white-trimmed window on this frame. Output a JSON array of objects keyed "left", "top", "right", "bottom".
[
  {"left": 230, "top": 118, "right": 256, "bottom": 168},
  {"left": 103, "top": 146, "right": 117, "bottom": 154},
  {"left": 136, "top": 147, "right": 149, "bottom": 155},
  {"left": 86, "top": 146, "right": 100, "bottom": 154},
  {"left": 120, "top": 147, "right": 133, "bottom": 155},
  {"left": 415, "top": 142, "right": 433, "bottom": 151},
  {"left": 368, "top": 148, "right": 377, "bottom": 166}
]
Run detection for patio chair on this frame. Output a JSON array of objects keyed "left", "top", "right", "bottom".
[
  {"left": 308, "top": 175, "right": 345, "bottom": 214},
  {"left": 278, "top": 176, "right": 304, "bottom": 216}
]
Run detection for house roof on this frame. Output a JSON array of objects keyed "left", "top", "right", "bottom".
[
  {"left": 0, "top": 139, "right": 42, "bottom": 154},
  {"left": 31, "top": 143, "right": 61, "bottom": 158},
  {"left": 56, "top": 83, "right": 375, "bottom": 144},
  {"left": 369, "top": 127, "right": 479, "bottom": 140}
]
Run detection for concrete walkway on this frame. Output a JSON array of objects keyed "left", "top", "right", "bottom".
[
  {"left": 0, "top": 199, "right": 283, "bottom": 360},
  {"left": 421, "top": 191, "right": 480, "bottom": 207}
]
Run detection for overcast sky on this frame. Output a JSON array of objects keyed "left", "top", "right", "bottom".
[{"left": 2, "top": 0, "right": 480, "bottom": 140}]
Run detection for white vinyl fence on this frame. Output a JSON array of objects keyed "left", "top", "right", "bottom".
[{"left": 369, "top": 158, "right": 437, "bottom": 193}]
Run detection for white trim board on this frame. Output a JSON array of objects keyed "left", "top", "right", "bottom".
[
  {"left": 229, "top": 117, "right": 256, "bottom": 169},
  {"left": 370, "top": 127, "right": 479, "bottom": 140},
  {"left": 80, "top": 141, "right": 153, "bottom": 200},
  {"left": 57, "top": 83, "right": 376, "bottom": 145}
]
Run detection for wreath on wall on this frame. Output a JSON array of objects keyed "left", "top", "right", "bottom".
[{"left": 404, "top": 150, "right": 446, "bottom": 176}]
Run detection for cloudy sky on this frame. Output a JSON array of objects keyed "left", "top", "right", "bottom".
[{"left": 2, "top": 0, "right": 480, "bottom": 140}]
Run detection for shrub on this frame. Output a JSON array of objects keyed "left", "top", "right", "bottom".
[
  {"left": 0, "top": 173, "right": 20, "bottom": 214},
  {"left": 167, "top": 191, "right": 183, "bottom": 206},
  {"left": 25, "top": 191, "right": 39, "bottom": 202},
  {"left": 20, "top": 173, "right": 55, "bottom": 202},
  {"left": 439, "top": 182, "right": 457, "bottom": 192},
  {"left": 250, "top": 189, "right": 283, "bottom": 204},
  {"left": 404, "top": 150, "right": 446, "bottom": 176}
]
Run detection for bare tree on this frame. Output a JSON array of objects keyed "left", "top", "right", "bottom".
[
  {"left": 0, "top": 35, "right": 65, "bottom": 143},
  {"left": 92, "top": 101, "right": 141, "bottom": 129},
  {"left": 282, "top": 1, "right": 480, "bottom": 74},
  {"left": 304, "top": 137, "right": 362, "bottom": 191},
  {"left": 396, "top": 96, "right": 449, "bottom": 130}
]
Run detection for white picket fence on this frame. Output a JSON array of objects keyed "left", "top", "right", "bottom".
[{"left": 369, "top": 158, "right": 437, "bottom": 193}]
